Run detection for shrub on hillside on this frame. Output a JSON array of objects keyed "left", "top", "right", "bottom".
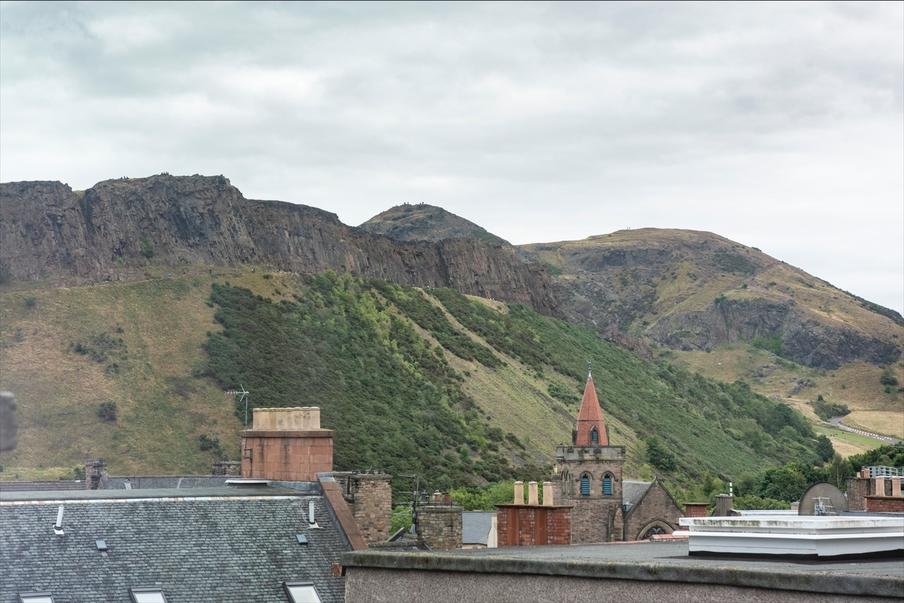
[
  {"left": 732, "top": 494, "right": 789, "bottom": 510},
  {"left": 140, "top": 239, "right": 154, "bottom": 259},
  {"left": 97, "top": 401, "right": 117, "bottom": 422},
  {"left": 812, "top": 395, "right": 849, "bottom": 421},
  {"left": 880, "top": 368, "right": 899, "bottom": 387}
]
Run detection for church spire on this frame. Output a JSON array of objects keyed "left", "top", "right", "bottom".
[{"left": 573, "top": 369, "right": 608, "bottom": 446}]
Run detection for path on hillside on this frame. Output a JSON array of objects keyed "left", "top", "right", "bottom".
[{"left": 827, "top": 417, "right": 900, "bottom": 445}]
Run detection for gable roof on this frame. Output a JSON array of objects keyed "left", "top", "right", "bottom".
[
  {"left": 622, "top": 480, "right": 653, "bottom": 511},
  {"left": 0, "top": 488, "right": 349, "bottom": 602},
  {"left": 623, "top": 479, "right": 683, "bottom": 520}
]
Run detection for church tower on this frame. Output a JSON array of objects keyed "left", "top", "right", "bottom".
[{"left": 554, "top": 370, "right": 626, "bottom": 543}]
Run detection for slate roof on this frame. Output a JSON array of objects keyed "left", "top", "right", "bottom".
[
  {"left": 0, "top": 480, "right": 86, "bottom": 492},
  {"left": 461, "top": 512, "right": 493, "bottom": 546},
  {"left": 1, "top": 488, "right": 350, "bottom": 603},
  {"left": 104, "top": 475, "right": 231, "bottom": 489},
  {"left": 622, "top": 480, "right": 652, "bottom": 511}
]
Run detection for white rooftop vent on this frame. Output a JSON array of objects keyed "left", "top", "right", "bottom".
[
  {"left": 53, "top": 506, "right": 64, "bottom": 536},
  {"left": 225, "top": 479, "right": 270, "bottom": 486},
  {"left": 307, "top": 499, "right": 320, "bottom": 529}
]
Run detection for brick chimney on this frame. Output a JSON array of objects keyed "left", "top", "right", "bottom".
[
  {"left": 684, "top": 502, "right": 709, "bottom": 518},
  {"left": 240, "top": 407, "right": 333, "bottom": 481}
]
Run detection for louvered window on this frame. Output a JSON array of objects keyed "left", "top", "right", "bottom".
[
  {"left": 580, "top": 473, "right": 590, "bottom": 496},
  {"left": 602, "top": 474, "right": 613, "bottom": 496}
]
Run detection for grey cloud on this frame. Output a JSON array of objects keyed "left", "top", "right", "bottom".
[{"left": 1, "top": 0, "right": 901, "bottom": 311}]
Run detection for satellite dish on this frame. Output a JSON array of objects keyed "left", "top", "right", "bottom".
[{"left": 798, "top": 482, "right": 847, "bottom": 515}]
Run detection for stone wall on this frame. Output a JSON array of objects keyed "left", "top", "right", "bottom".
[
  {"left": 846, "top": 477, "right": 870, "bottom": 512},
  {"left": 351, "top": 474, "right": 392, "bottom": 545},
  {"left": 417, "top": 505, "right": 462, "bottom": 550},
  {"left": 555, "top": 449, "right": 625, "bottom": 543},
  {"left": 570, "top": 498, "right": 623, "bottom": 543},
  {"left": 623, "top": 481, "right": 682, "bottom": 541},
  {"left": 343, "top": 567, "right": 886, "bottom": 603},
  {"left": 496, "top": 505, "right": 571, "bottom": 546}
]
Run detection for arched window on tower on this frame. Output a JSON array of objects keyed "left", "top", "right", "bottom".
[
  {"left": 590, "top": 426, "right": 599, "bottom": 445},
  {"left": 580, "top": 473, "right": 591, "bottom": 496},
  {"left": 602, "top": 473, "right": 613, "bottom": 496}
]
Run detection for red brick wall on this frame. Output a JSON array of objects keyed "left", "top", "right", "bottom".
[
  {"left": 684, "top": 503, "right": 709, "bottom": 518},
  {"left": 865, "top": 496, "right": 904, "bottom": 513},
  {"left": 241, "top": 430, "right": 333, "bottom": 481},
  {"left": 496, "top": 505, "right": 571, "bottom": 546}
]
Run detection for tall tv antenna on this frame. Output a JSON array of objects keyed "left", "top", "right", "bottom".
[{"left": 226, "top": 385, "right": 250, "bottom": 427}]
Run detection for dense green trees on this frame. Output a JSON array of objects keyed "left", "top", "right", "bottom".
[{"left": 204, "top": 275, "right": 826, "bottom": 495}]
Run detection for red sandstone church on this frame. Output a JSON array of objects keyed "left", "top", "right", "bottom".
[{"left": 553, "top": 371, "right": 683, "bottom": 543}]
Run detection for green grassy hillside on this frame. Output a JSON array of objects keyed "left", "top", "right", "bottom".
[{"left": 1, "top": 269, "right": 825, "bottom": 492}]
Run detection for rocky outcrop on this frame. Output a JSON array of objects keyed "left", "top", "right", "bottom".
[
  {"left": 519, "top": 229, "right": 902, "bottom": 369},
  {"left": 0, "top": 175, "right": 557, "bottom": 313},
  {"left": 648, "top": 298, "right": 899, "bottom": 369}
]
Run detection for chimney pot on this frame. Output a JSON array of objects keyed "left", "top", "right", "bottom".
[
  {"left": 513, "top": 481, "right": 524, "bottom": 505},
  {"left": 542, "top": 481, "right": 554, "bottom": 506},
  {"left": 528, "top": 481, "right": 539, "bottom": 505}
]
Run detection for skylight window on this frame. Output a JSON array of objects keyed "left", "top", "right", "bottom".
[
  {"left": 19, "top": 594, "right": 54, "bottom": 603},
  {"left": 284, "top": 582, "right": 322, "bottom": 603},
  {"left": 129, "top": 588, "right": 168, "bottom": 603}
]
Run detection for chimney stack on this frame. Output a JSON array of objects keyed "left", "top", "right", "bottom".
[{"left": 240, "top": 407, "right": 333, "bottom": 481}]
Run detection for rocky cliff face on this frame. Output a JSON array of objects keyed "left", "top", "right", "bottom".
[
  {"left": 0, "top": 175, "right": 557, "bottom": 313},
  {"left": 520, "top": 229, "right": 903, "bottom": 369}
]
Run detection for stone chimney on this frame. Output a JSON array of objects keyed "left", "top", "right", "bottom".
[
  {"left": 416, "top": 495, "right": 462, "bottom": 550},
  {"left": 345, "top": 472, "right": 393, "bottom": 545},
  {"left": 85, "top": 459, "right": 108, "bottom": 490},
  {"left": 714, "top": 494, "right": 733, "bottom": 517},
  {"left": 212, "top": 461, "right": 241, "bottom": 476},
  {"left": 240, "top": 407, "right": 333, "bottom": 481}
]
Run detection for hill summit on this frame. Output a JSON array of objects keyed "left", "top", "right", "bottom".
[{"left": 360, "top": 203, "right": 509, "bottom": 246}]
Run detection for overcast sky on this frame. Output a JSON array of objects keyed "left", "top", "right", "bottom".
[{"left": 1, "top": 2, "right": 902, "bottom": 311}]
